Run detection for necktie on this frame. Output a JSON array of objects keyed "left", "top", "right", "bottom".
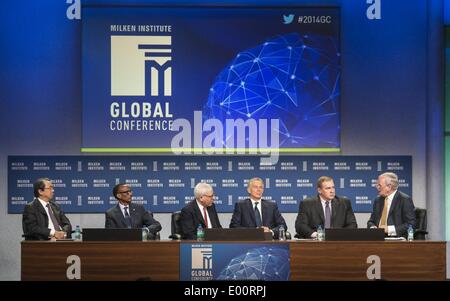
[
  {"left": 254, "top": 202, "right": 262, "bottom": 227},
  {"left": 124, "top": 206, "right": 132, "bottom": 228},
  {"left": 46, "top": 204, "right": 61, "bottom": 231},
  {"left": 203, "top": 207, "right": 209, "bottom": 228},
  {"left": 379, "top": 197, "right": 388, "bottom": 227},
  {"left": 325, "top": 201, "right": 331, "bottom": 228}
]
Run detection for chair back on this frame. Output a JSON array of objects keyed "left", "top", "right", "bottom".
[
  {"left": 169, "top": 211, "right": 182, "bottom": 239},
  {"left": 147, "top": 211, "right": 160, "bottom": 240},
  {"left": 414, "top": 208, "right": 428, "bottom": 240}
]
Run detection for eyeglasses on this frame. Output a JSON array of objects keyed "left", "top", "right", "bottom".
[
  {"left": 43, "top": 186, "right": 54, "bottom": 190},
  {"left": 203, "top": 194, "right": 215, "bottom": 198},
  {"left": 119, "top": 190, "right": 132, "bottom": 194}
]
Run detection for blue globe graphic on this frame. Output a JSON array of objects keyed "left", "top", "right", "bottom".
[
  {"left": 217, "top": 247, "right": 290, "bottom": 281},
  {"left": 203, "top": 32, "right": 340, "bottom": 148}
]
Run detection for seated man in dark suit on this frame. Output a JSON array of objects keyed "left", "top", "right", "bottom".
[
  {"left": 105, "top": 183, "right": 161, "bottom": 239},
  {"left": 230, "top": 177, "right": 287, "bottom": 239},
  {"left": 367, "top": 172, "right": 415, "bottom": 237},
  {"left": 180, "top": 182, "right": 222, "bottom": 239},
  {"left": 295, "top": 176, "right": 357, "bottom": 239},
  {"left": 22, "top": 178, "right": 72, "bottom": 240}
]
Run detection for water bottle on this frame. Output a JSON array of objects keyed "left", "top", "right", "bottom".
[
  {"left": 279, "top": 225, "right": 286, "bottom": 241},
  {"left": 317, "top": 225, "right": 324, "bottom": 241},
  {"left": 407, "top": 224, "right": 414, "bottom": 241},
  {"left": 196, "top": 224, "right": 204, "bottom": 241},
  {"left": 142, "top": 227, "right": 148, "bottom": 241},
  {"left": 74, "top": 225, "right": 82, "bottom": 241}
]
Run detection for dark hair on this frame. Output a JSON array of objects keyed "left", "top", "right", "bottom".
[
  {"left": 33, "top": 178, "right": 51, "bottom": 197},
  {"left": 113, "top": 183, "right": 126, "bottom": 200},
  {"left": 316, "top": 176, "right": 334, "bottom": 189}
]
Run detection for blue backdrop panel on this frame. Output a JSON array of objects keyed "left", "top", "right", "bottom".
[
  {"left": 82, "top": 5, "right": 341, "bottom": 150},
  {"left": 8, "top": 155, "right": 412, "bottom": 213},
  {"left": 180, "top": 242, "right": 290, "bottom": 281}
]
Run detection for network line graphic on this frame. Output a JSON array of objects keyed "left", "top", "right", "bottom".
[
  {"left": 203, "top": 32, "right": 340, "bottom": 149},
  {"left": 217, "top": 247, "right": 290, "bottom": 281}
]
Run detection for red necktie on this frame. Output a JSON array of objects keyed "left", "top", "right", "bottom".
[{"left": 203, "top": 207, "right": 208, "bottom": 228}]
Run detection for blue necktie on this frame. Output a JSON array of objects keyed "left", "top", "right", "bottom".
[
  {"left": 124, "top": 206, "right": 132, "bottom": 228},
  {"left": 254, "top": 203, "right": 262, "bottom": 227},
  {"left": 325, "top": 201, "right": 331, "bottom": 228}
]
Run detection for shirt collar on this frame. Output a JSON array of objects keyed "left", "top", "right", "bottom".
[
  {"left": 319, "top": 196, "right": 332, "bottom": 204},
  {"left": 250, "top": 198, "right": 261, "bottom": 205},
  {"left": 37, "top": 198, "right": 49, "bottom": 208},
  {"left": 385, "top": 190, "right": 397, "bottom": 202},
  {"left": 196, "top": 200, "right": 206, "bottom": 211},
  {"left": 118, "top": 202, "right": 130, "bottom": 211}
]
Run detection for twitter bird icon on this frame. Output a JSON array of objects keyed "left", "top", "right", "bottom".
[{"left": 283, "top": 14, "right": 294, "bottom": 24}]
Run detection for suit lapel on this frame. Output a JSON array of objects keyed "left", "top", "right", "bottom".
[
  {"left": 315, "top": 197, "right": 325, "bottom": 225},
  {"left": 376, "top": 197, "right": 383, "bottom": 223},
  {"left": 34, "top": 199, "right": 49, "bottom": 226},
  {"left": 207, "top": 205, "right": 217, "bottom": 227},
  {"left": 129, "top": 203, "right": 137, "bottom": 228},
  {"left": 331, "top": 198, "right": 338, "bottom": 226},
  {"left": 261, "top": 200, "right": 269, "bottom": 226},
  {"left": 388, "top": 192, "right": 398, "bottom": 219},
  {"left": 115, "top": 204, "right": 127, "bottom": 227},
  {"left": 247, "top": 199, "right": 257, "bottom": 226},
  {"left": 34, "top": 199, "right": 47, "bottom": 215},
  {"left": 193, "top": 201, "right": 206, "bottom": 227}
]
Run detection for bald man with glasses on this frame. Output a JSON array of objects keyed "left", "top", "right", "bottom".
[{"left": 105, "top": 183, "right": 161, "bottom": 239}]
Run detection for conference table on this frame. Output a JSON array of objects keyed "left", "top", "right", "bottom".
[{"left": 21, "top": 240, "right": 446, "bottom": 281}]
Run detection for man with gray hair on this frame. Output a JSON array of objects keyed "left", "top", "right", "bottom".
[
  {"left": 367, "top": 172, "right": 416, "bottom": 237},
  {"left": 230, "top": 177, "right": 287, "bottom": 239},
  {"left": 180, "top": 182, "right": 222, "bottom": 239}
]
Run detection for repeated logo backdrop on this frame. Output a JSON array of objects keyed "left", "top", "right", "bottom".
[{"left": 8, "top": 155, "right": 411, "bottom": 213}]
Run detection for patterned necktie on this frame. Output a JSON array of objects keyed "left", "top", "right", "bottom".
[
  {"left": 325, "top": 201, "right": 331, "bottom": 228},
  {"left": 379, "top": 197, "right": 389, "bottom": 227},
  {"left": 203, "top": 207, "right": 209, "bottom": 228},
  {"left": 254, "top": 202, "right": 262, "bottom": 227},
  {"left": 124, "top": 206, "right": 132, "bottom": 228},
  {"left": 46, "top": 204, "right": 61, "bottom": 231}
]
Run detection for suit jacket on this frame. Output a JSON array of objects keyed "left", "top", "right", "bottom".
[
  {"left": 22, "top": 198, "right": 72, "bottom": 240},
  {"left": 229, "top": 198, "right": 287, "bottom": 238},
  {"left": 105, "top": 203, "right": 162, "bottom": 239},
  {"left": 367, "top": 190, "right": 416, "bottom": 237},
  {"left": 180, "top": 200, "right": 222, "bottom": 240},
  {"left": 295, "top": 195, "right": 357, "bottom": 238}
]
